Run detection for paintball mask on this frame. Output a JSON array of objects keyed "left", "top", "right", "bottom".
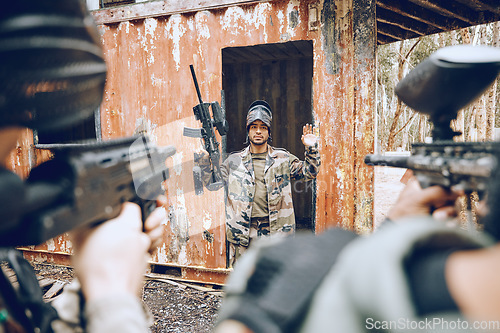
[
  {"left": 0, "top": 0, "right": 107, "bottom": 131},
  {"left": 246, "top": 100, "right": 272, "bottom": 143}
]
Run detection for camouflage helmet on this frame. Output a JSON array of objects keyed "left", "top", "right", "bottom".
[
  {"left": 245, "top": 100, "right": 272, "bottom": 144},
  {"left": 246, "top": 100, "right": 272, "bottom": 130},
  {"left": 0, "top": 0, "right": 107, "bottom": 131}
]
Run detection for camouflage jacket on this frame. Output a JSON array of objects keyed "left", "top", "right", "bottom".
[{"left": 222, "top": 145, "right": 320, "bottom": 246}]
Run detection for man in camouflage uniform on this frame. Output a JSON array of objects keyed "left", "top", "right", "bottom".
[{"left": 221, "top": 100, "right": 321, "bottom": 267}]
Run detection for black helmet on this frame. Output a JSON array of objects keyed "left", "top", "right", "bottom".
[{"left": 0, "top": 0, "right": 107, "bottom": 130}]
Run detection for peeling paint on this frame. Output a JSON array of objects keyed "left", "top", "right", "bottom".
[
  {"left": 174, "top": 188, "right": 190, "bottom": 240},
  {"left": 151, "top": 74, "right": 166, "bottom": 87},
  {"left": 203, "top": 212, "right": 212, "bottom": 230},
  {"left": 164, "top": 14, "right": 187, "bottom": 71},
  {"left": 172, "top": 151, "right": 183, "bottom": 176},
  {"left": 144, "top": 17, "right": 158, "bottom": 37},
  {"left": 221, "top": 6, "right": 246, "bottom": 37},
  {"left": 277, "top": 10, "right": 285, "bottom": 32},
  {"left": 139, "top": 18, "right": 158, "bottom": 65},
  {"left": 286, "top": 0, "right": 301, "bottom": 34},
  {"left": 335, "top": 167, "right": 345, "bottom": 191},
  {"left": 178, "top": 246, "right": 188, "bottom": 265},
  {"left": 158, "top": 243, "right": 167, "bottom": 260},
  {"left": 46, "top": 238, "right": 55, "bottom": 252},
  {"left": 251, "top": 3, "right": 272, "bottom": 42},
  {"left": 203, "top": 230, "right": 214, "bottom": 243},
  {"left": 195, "top": 11, "right": 212, "bottom": 39}
]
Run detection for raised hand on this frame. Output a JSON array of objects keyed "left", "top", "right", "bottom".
[{"left": 301, "top": 123, "right": 318, "bottom": 147}]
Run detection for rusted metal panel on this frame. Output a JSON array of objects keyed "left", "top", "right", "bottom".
[
  {"left": 6, "top": 130, "right": 76, "bottom": 257},
  {"left": 6, "top": 129, "right": 37, "bottom": 180},
  {"left": 312, "top": 0, "right": 376, "bottom": 232},
  {"left": 21, "top": 249, "right": 73, "bottom": 267},
  {"left": 353, "top": 0, "right": 376, "bottom": 233},
  {"left": 10, "top": 0, "right": 377, "bottom": 283},
  {"left": 96, "top": 1, "right": 328, "bottom": 273},
  {"left": 315, "top": 0, "right": 356, "bottom": 231}
]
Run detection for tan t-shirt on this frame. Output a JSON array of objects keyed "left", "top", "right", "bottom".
[{"left": 251, "top": 152, "right": 269, "bottom": 218}]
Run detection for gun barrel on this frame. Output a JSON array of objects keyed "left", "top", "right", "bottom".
[
  {"left": 190, "top": 64, "right": 204, "bottom": 104},
  {"left": 364, "top": 154, "right": 411, "bottom": 168}
]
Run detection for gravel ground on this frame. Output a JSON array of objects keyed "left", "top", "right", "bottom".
[
  {"left": 32, "top": 263, "right": 223, "bottom": 333},
  {"left": 143, "top": 280, "right": 222, "bottom": 333}
]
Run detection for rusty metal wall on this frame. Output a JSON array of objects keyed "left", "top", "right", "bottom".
[
  {"left": 96, "top": 1, "right": 322, "bottom": 274},
  {"left": 11, "top": 0, "right": 375, "bottom": 283},
  {"left": 313, "top": 0, "right": 376, "bottom": 233}
]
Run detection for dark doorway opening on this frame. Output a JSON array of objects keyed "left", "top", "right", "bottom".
[
  {"left": 222, "top": 40, "right": 315, "bottom": 231},
  {"left": 35, "top": 109, "right": 101, "bottom": 145}
]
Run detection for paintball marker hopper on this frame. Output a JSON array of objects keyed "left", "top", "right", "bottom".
[{"left": 395, "top": 45, "right": 500, "bottom": 140}]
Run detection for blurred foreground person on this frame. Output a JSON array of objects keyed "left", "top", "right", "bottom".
[
  {"left": 0, "top": 1, "right": 165, "bottom": 332},
  {"left": 215, "top": 45, "right": 500, "bottom": 333},
  {"left": 215, "top": 172, "right": 500, "bottom": 333}
]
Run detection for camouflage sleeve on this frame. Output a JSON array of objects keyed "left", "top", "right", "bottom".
[
  {"left": 193, "top": 151, "right": 215, "bottom": 187},
  {"left": 220, "top": 156, "right": 229, "bottom": 184},
  {"left": 290, "top": 144, "right": 321, "bottom": 181},
  {"left": 194, "top": 150, "right": 229, "bottom": 189}
]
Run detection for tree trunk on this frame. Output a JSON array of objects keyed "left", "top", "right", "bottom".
[
  {"left": 386, "top": 39, "right": 421, "bottom": 151},
  {"left": 475, "top": 26, "right": 488, "bottom": 141},
  {"left": 451, "top": 30, "right": 465, "bottom": 141},
  {"left": 418, "top": 115, "right": 426, "bottom": 142},
  {"left": 460, "top": 27, "right": 477, "bottom": 142},
  {"left": 386, "top": 41, "right": 405, "bottom": 151},
  {"left": 488, "top": 22, "right": 499, "bottom": 139}
]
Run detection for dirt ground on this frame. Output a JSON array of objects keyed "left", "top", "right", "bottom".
[
  {"left": 29, "top": 166, "right": 404, "bottom": 333},
  {"left": 373, "top": 165, "right": 406, "bottom": 227},
  {"left": 32, "top": 263, "right": 223, "bottom": 333}
]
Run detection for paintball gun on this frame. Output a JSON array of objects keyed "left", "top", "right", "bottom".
[
  {"left": 0, "top": 134, "right": 175, "bottom": 333},
  {"left": 184, "top": 65, "right": 228, "bottom": 193},
  {"left": 0, "top": 135, "right": 176, "bottom": 246},
  {"left": 365, "top": 45, "right": 500, "bottom": 197}
]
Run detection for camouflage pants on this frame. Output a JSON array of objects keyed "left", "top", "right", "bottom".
[{"left": 228, "top": 217, "right": 270, "bottom": 268}]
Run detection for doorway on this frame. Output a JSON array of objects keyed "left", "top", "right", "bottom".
[
  {"left": 222, "top": 40, "right": 315, "bottom": 231},
  {"left": 34, "top": 109, "right": 101, "bottom": 145}
]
